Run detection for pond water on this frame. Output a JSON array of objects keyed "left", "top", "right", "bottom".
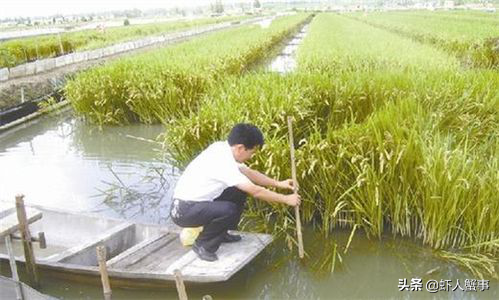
[
  {"left": 0, "top": 109, "right": 174, "bottom": 224},
  {"left": 0, "top": 110, "right": 497, "bottom": 299}
]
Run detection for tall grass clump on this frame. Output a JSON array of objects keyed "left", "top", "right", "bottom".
[
  {"left": 159, "top": 13, "right": 498, "bottom": 277},
  {"left": 161, "top": 73, "right": 317, "bottom": 167},
  {"left": 296, "top": 14, "right": 498, "bottom": 257},
  {"left": 65, "top": 14, "right": 312, "bottom": 125}
]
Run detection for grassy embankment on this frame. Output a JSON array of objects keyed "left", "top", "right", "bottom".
[{"left": 0, "top": 15, "right": 248, "bottom": 68}]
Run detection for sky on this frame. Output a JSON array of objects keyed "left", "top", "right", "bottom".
[{"left": 0, "top": 0, "right": 273, "bottom": 19}]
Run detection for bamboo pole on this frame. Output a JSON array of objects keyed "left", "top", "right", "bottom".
[
  {"left": 287, "top": 116, "right": 304, "bottom": 259},
  {"left": 96, "top": 246, "right": 112, "bottom": 300},
  {"left": 174, "top": 269, "right": 188, "bottom": 300},
  {"left": 5, "top": 235, "right": 23, "bottom": 300},
  {"left": 15, "top": 194, "right": 40, "bottom": 288}
]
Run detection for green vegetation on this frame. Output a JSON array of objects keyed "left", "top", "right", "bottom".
[
  {"left": 65, "top": 14, "right": 311, "bottom": 125},
  {"left": 65, "top": 11, "right": 498, "bottom": 277},
  {"left": 347, "top": 10, "right": 499, "bottom": 68},
  {"left": 162, "top": 13, "right": 498, "bottom": 277},
  {"left": 0, "top": 15, "right": 247, "bottom": 68}
]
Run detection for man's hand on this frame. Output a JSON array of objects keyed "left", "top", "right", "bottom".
[
  {"left": 276, "top": 179, "right": 296, "bottom": 191},
  {"left": 284, "top": 193, "right": 301, "bottom": 207},
  {"left": 237, "top": 182, "right": 301, "bottom": 207}
]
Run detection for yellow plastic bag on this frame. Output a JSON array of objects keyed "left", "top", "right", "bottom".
[{"left": 179, "top": 226, "right": 203, "bottom": 246}]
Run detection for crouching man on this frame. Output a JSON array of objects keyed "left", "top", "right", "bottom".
[{"left": 170, "top": 123, "right": 301, "bottom": 261}]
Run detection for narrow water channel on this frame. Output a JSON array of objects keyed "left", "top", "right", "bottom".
[
  {"left": 268, "top": 24, "right": 309, "bottom": 73},
  {"left": 0, "top": 110, "right": 497, "bottom": 299}
]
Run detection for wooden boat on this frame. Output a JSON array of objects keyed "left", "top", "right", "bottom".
[{"left": 0, "top": 202, "right": 272, "bottom": 287}]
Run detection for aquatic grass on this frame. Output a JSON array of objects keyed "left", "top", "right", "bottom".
[
  {"left": 297, "top": 13, "right": 461, "bottom": 73},
  {"left": 161, "top": 55, "right": 497, "bottom": 269},
  {"left": 437, "top": 250, "right": 498, "bottom": 280},
  {"left": 347, "top": 11, "right": 499, "bottom": 68},
  {"left": 152, "top": 12, "right": 498, "bottom": 278},
  {"left": 162, "top": 72, "right": 318, "bottom": 167},
  {"left": 65, "top": 14, "right": 311, "bottom": 125}
]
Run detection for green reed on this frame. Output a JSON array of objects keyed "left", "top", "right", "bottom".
[
  {"left": 160, "top": 13, "right": 497, "bottom": 277},
  {"left": 65, "top": 14, "right": 311, "bottom": 126},
  {"left": 63, "top": 11, "right": 497, "bottom": 277},
  {"left": 347, "top": 11, "right": 499, "bottom": 68}
]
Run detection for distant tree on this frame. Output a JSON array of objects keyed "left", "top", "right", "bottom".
[
  {"left": 254, "top": 0, "right": 261, "bottom": 8},
  {"left": 124, "top": 19, "right": 130, "bottom": 26}
]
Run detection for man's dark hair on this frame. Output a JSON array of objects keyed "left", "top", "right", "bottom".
[{"left": 228, "top": 123, "right": 264, "bottom": 149}]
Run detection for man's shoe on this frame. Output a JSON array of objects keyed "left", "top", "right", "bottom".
[
  {"left": 223, "top": 233, "right": 242, "bottom": 243},
  {"left": 192, "top": 243, "right": 218, "bottom": 262}
]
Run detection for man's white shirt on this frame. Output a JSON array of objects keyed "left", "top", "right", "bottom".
[{"left": 173, "top": 141, "right": 251, "bottom": 202}]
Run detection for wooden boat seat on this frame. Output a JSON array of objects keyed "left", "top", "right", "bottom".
[
  {"left": 0, "top": 208, "right": 42, "bottom": 238},
  {"left": 107, "top": 232, "right": 181, "bottom": 271},
  {"left": 45, "top": 222, "right": 135, "bottom": 264}
]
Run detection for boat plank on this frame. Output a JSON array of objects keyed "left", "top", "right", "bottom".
[
  {"left": 146, "top": 241, "right": 190, "bottom": 273},
  {"left": 165, "top": 233, "right": 272, "bottom": 280},
  {"left": 0, "top": 208, "right": 42, "bottom": 237},
  {"left": 107, "top": 233, "right": 167, "bottom": 267},
  {"left": 121, "top": 238, "right": 188, "bottom": 272},
  {"left": 109, "top": 233, "right": 177, "bottom": 269}
]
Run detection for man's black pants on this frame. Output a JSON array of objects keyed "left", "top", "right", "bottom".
[{"left": 170, "top": 187, "right": 247, "bottom": 253}]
